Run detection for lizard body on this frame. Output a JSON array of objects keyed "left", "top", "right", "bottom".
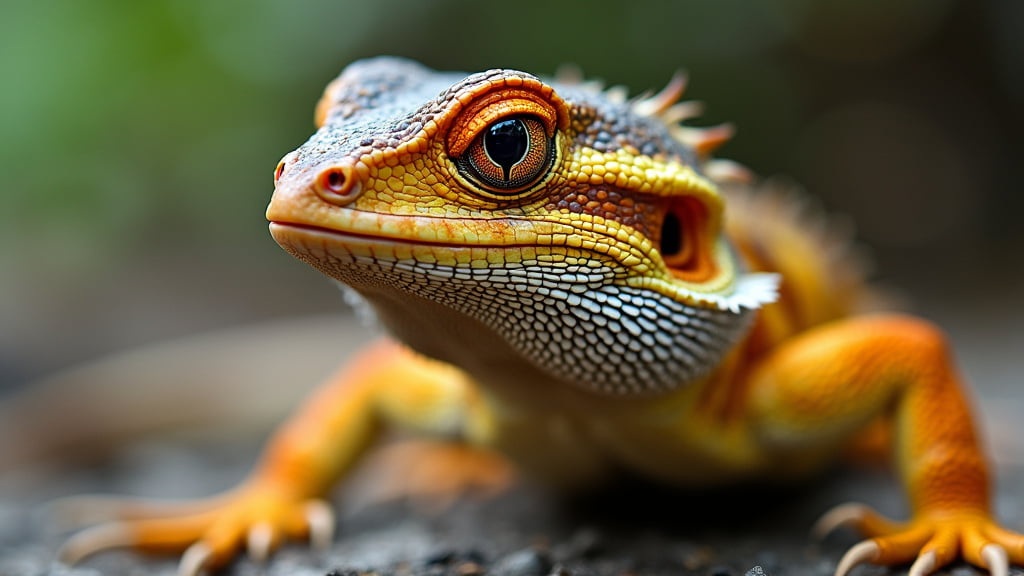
[{"left": 62, "top": 57, "right": 1023, "bottom": 576}]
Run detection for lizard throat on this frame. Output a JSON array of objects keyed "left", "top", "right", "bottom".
[{"left": 271, "top": 223, "right": 755, "bottom": 396}]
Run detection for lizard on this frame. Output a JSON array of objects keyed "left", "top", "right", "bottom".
[{"left": 58, "top": 56, "right": 1023, "bottom": 576}]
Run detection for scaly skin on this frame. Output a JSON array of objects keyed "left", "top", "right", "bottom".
[{"left": 60, "top": 57, "right": 1023, "bottom": 576}]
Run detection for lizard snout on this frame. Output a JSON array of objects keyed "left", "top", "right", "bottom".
[{"left": 266, "top": 155, "right": 365, "bottom": 226}]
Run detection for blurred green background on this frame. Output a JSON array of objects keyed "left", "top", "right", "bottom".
[{"left": 2, "top": 0, "right": 1022, "bottom": 389}]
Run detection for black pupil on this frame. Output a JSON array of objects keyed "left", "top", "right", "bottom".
[{"left": 484, "top": 118, "right": 528, "bottom": 180}]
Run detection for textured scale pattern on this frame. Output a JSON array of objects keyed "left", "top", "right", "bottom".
[
  {"left": 269, "top": 56, "right": 778, "bottom": 394},
  {"left": 291, "top": 237, "right": 751, "bottom": 394}
]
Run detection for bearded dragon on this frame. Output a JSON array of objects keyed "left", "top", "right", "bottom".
[{"left": 60, "top": 57, "right": 1023, "bottom": 576}]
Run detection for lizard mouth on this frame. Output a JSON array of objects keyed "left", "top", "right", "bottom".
[
  {"left": 268, "top": 200, "right": 777, "bottom": 315},
  {"left": 269, "top": 218, "right": 532, "bottom": 250},
  {"left": 268, "top": 214, "right": 587, "bottom": 283},
  {"left": 270, "top": 221, "right": 450, "bottom": 248},
  {"left": 267, "top": 207, "right": 646, "bottom": 265}
]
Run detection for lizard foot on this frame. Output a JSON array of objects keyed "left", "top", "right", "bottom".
[
  {"left": 56, "top": 485, "right": 334, "bottom": 575},
  {"left": 815, "top": 502, "right": 1024, "bottom": 576}
]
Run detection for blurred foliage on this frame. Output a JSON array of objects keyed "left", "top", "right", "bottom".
[{"left": 1, "top": 0, "right": 1021, "bottom": 383}]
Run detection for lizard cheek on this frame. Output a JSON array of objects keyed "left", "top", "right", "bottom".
[{"left": 313, "top": 165, "right": 363, "bottom": 206}]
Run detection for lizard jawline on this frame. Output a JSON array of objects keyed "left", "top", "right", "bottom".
[{"left": 271, "top": 221, "right": 754, "bottom": 396}]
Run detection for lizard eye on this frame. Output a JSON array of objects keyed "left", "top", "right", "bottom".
[{"left": 457, "top": 115, "right": 553, "bottom": 193}]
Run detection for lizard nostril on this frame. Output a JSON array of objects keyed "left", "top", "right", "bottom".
[
  {"left": 274, "top": 151, "right": 299, "bottom": 184},
  {"left": 314, "top": 165, "right": 361, "bottom": 205},
  {"left": 325, "top": 168, "right": 346, "bottom": 191}
]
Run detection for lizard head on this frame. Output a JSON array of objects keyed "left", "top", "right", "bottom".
[{"left": 267, "top": 57, "right": 777, "bottom": 396}]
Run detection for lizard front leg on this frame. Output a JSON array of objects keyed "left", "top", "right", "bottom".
[
  {"left": 745, "top": 314, "right": 1021, "bottom": 576},
  {"left": 58, "top": 339, "right": 499, "bottom": 574}
]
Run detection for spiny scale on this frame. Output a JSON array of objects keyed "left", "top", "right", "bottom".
[
  {"left": 631, "top": 70, "right": 689, "bottom": 118},
  {"left": 552, "top": 65, "right": 735, "bottom": 164}
]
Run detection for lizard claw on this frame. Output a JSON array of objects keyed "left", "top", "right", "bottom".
[
  {"left": 981, "top": 544, "right": 1008, "bottom": 576},
  {"left": 57, "top": 487, "right": 336, "bottom": 572},
  {"left": 821, "top": 502, "right": 1024, "bottom": 576},
  {"left": 304, "top": 499, "right": 335, "bottom": 552},
  {"left": 59, "top": 522, "right": 137, "bottom": 565},
  {"left": 814, "top": 503, "right": 872, "bottom": 539},
  {"left": 179, "top": 542, "right": 214, "bottom": 576},
  {"left": 907, "top": 550, "right": 937, "bottom": 576},
  {"left": 246, "top": 522, "right": 277, "bottom": 564},
  {"left": 834, "top": 540, "right": 880, "bottom": 576},
  {"left": 813, "top": 501, "right": 902, "bottom": 540}
]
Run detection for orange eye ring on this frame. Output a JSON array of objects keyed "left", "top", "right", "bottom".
[
  {"left": 444, "top": 82, "right": 568, "bottom": 198},
  {"left": 445, "top": 89, "right": 560, "bottom": 157}
]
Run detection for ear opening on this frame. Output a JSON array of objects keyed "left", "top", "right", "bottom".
[{"left": 659, "top": 197, "right": 719, "bottom": 283}]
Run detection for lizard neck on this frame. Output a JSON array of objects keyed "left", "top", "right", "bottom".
[
  {"left": 353, "top": 285, "right": 572, "bottom": 401},
  {"left": 343, "top": 270, "right": 755, "bottom": 400}
]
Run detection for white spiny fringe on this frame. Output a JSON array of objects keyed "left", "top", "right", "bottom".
[{"left": 700, "top": 273, "right": 781, "bottom": 313}]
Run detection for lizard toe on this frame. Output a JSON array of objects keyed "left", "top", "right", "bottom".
[
  {"left": 824, "top": 503, "right": 1024, "bottom": 576},
  {"left": 59, "top": 522, "right": 141, "bottom": 565},
  {"left": 60, "top": 510, "right": 217, "bottom": 563},
  {"left": 977, "top": 523, "right": 1024, "bottom": 564},
  {"left": 59, "top": 486, "right": 336, "bottom": 572},
  {"left": 834, "top": 526, "right": 934, "bottom": 576},
  {"left": 814, "top": 501, "right": 903, "bottom": 540}
]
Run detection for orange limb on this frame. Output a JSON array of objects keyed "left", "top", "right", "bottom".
[
  {"left": 58, "top": 339, "right": 499, "bottom": 574},
  {"left": 745, "top": 314, "right": 1024, "bottom": 575}
]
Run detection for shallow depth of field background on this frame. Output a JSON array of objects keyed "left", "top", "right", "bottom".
[{"left": 2, "top": 0, "right": 1022, "bottom": 391}]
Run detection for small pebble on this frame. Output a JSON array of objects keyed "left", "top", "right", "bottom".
[
  {"left": 753, "top": 551, "right": 780, "bottom": 574},
  {"left": 745, "top": 566, "right": 769, "bottom": 576},
  {"left": 492, "top": 548, "right": 553, "bottom": 576}
]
